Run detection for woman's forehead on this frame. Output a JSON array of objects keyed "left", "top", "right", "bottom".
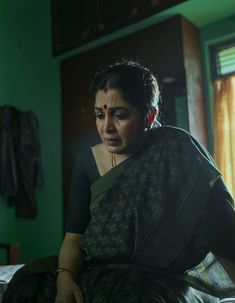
[{"left": 95, "top": 89, "right": 130, "bottom": 108}]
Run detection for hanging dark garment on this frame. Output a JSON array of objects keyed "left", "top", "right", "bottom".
[{"left": 0, "top": 106, "right": 44, "bottom": 218}]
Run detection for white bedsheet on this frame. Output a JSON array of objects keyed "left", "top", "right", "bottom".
[{"left": 0, "top": 265, "right": 24, "bottom": 303}]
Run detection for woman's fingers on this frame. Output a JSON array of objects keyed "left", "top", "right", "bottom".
[{"left": 74, "top": 287, "right": 84, "bottom": 303}]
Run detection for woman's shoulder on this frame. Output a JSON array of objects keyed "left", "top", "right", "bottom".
[
  {"left": 148, "top": 125, "right": 192, "bottom": 143},
  {"left": 91, "top": 142, "right": 104, "bottom": 153},
  {"left": 91, "top": 143, "right": 105, "bottom": 160},
  {"left": 74, "top": 146, "right": 96, "bottom": 173},
  {"left": 150, "top": 125, "right": 218, "bottom": 167},
  {"left": 74, "top": 145, "right": 100, "bottom": 182},
  {"left": 148, "top": 125, "right": 211, "bottom": 158},
  {"left": 76, "top": 146, "right": 92, "bottom": 160}
]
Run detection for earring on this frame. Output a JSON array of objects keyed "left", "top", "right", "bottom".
[{"left": 147, "top": 108, "right": 157, "bottom": 126}]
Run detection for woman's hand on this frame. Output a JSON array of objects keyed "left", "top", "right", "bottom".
[
  {"left": 55, "top": 272, "right": 84, "bottom": 303},
  {"left": 56, "top": 232, "right": 84, "bottom": 302}
]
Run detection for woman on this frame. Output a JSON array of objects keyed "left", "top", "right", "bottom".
[
  {"left": 55, "top": 59, "right": 235, "bottom": 303},
  {"left": 4, "top": 60, "right": 235, "bottom": 303}
]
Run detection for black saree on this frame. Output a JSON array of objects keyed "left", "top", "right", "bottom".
[{"left": 77, "top": 126, "right": 235, "bottom": 302}]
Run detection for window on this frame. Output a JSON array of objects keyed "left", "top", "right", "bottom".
[
  {"left": 212, "top": 39, "right": 235, "bottom": 198},
  {"left": 211, "top": 40, "right": 235, "bottom": 79}
]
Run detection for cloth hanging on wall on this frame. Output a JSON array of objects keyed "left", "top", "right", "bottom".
[{"left": 0, "top": 106, "right": 44, "bottom": 218}]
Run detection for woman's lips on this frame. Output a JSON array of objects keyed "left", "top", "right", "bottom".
[{"left": 105, "top": 139, "right": 120, "bottom": 146}]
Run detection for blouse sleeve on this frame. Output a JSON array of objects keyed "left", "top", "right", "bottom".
[
  {"left": 66, "top": 150, "right": 92, "bottom": 234},
  {"left": 199, "top": 177, "right": 235, "bottom": 263}
]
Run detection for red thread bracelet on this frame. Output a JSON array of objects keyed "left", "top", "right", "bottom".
[{"left": 54, "top": 267, "right": 76, "bottom": 278}]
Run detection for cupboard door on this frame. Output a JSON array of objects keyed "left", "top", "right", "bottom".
[{"left": 61, "top": 51, "right": 100, "bottom": 223}]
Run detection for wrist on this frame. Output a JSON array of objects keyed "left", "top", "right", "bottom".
[{"left": 55, "top": 267, "right": 76, "bottom": 279}]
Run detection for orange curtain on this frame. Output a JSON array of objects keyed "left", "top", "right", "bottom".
[{"left": 214, "top": 75, "right": 235, "bottom": 198}]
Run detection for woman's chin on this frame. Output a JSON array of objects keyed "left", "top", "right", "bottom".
[
  {"left": 105, "top": 144, "right": 124, "bottom": 154},
  {"left": 106, "top": 146, "right": 120, "bottom": 153}
]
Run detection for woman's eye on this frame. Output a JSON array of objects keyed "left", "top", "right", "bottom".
[
  {"left": 114, "top": 113, "right": 129, "bottom": 120},
  {"left": 95, "top": 113, "right": 105, "bottom": 119}
]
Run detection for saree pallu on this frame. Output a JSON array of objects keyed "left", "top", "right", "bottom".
[{"left": 78, "top": 126, "right": 235, "bottom": 302}]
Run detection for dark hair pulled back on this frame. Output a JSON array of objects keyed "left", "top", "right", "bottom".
[{"left": 90, "top": 59, "right": 160, "bottom": 121}]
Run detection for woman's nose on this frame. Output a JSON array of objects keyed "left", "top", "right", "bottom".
[{"left": 103, "top": 115, "right": 115, "bottom": 133}]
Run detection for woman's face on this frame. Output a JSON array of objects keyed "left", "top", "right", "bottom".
[{"left": 94, "top": 88, "right": 145, "bottom": 154}]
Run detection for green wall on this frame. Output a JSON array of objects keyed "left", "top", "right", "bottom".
[
  {"left": 0, "top": 1, "right": 63, "bottom": 262},
  {"left": 199, "top": 15, "right": 235, "bottom": 153}
]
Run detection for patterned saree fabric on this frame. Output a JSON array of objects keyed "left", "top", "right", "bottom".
[
  {"left": 80, "top": 126, "right": 220, "bottom": 265},
  {"left": 78, "top": 126, "right": 235, "bottom": 302}
]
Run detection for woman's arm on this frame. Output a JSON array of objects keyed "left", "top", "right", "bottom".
[
  {"left": 190, "top": 177, "right": 235, "bottom": 285},
  {"left": 214, "top": 253, "right": 235, "bottom": 285},
  {"left": 55, "top": 232, "right": 84, "bottom": 303},
  {"left": 58, "top": 232, "right": 83, "bottom": 274},
  {"left": 204, "top": 179, "right": 235, "bottom": 285}
]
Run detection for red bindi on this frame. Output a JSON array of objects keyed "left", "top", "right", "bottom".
[{"left": 103, "top": 104, "right": 108, "bottom": 110}]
